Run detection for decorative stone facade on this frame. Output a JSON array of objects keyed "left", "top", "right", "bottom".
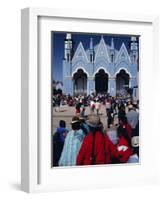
[{"left": 63, "top": 34, "right": 138, "bottom": 98}]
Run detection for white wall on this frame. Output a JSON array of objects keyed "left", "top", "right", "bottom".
[{"left": 0, "top": 0, "right": 162, "bottom": 199}]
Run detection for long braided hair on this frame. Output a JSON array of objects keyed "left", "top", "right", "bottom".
[{"left": 117, "top": 125, "right": 132, "bottom": 148}]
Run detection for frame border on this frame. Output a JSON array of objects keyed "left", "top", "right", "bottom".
[{"left": 21, "top": 7, "right": 159, "bottom": 193}]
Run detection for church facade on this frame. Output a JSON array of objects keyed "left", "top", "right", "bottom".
[{"left": 62, "top": 33, "right": 138, "bottom": 98}]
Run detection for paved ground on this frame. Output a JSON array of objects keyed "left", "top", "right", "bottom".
[{"left": 52, "top": 104, "right": 118, "bottom": 131}]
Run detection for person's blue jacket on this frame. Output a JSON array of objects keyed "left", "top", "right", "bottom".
[
  {"left": 59, "top": 129, "right": 85, "bottom": 166},
  {"left": 56, "top": 127, "right": 68, "bottom": 143}
]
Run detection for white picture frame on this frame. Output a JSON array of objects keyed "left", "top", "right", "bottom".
[{"left": 21, "top": 7, "right": 159, "bottom": 193}]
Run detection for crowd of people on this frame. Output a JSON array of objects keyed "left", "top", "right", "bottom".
[{"left": 52, "top": 93, "right": 139, "bottom": 167}]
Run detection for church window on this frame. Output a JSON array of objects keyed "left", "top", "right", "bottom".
[
  {"left": 90, "top": 54, "right": 93, "bottom": 62},
  {"left": 67, "top": 53, "right": 70, "bottom": 61},
  {"left": 133, "top": 54, "right": 136, "bottom": 63},
  {"left": 111, "top": 54, "right": 114, "bottom": 63}
]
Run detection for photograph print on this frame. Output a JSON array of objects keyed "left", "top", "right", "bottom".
[{"left": 52, "top": 32, "right": 139, "bottom": 167}]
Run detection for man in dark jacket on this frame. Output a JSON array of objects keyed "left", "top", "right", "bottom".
[{"left": 53, "top": 120, "right": 68, "bottom": 166}]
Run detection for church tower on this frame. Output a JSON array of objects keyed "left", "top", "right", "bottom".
[
  {"left": 130, "top": 36, "right": 138, "bottom": 63},
  {"left": 110, "top": 38, "right": 115, "bottom": 63},
  {"left": 88, "top": 37, "right": 94, "bottom": 62},
  {"left": 64, "top": 33, "right": 73, "bottom": 62}
]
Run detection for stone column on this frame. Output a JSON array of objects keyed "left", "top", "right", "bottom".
[
  {"left": 63, "top": 76, "right": 73, "bottom": 95},
  {"left": 109, "top": 77, "right": 116, "bottom": 97},
  {"left": 108, "top": 78, "right": 110, "bottom": 94},
  {"left": 130, "top": 77, "right": 137, "bottom": 88},
  {"left": 130, "top": 77, "right": 138, "bottom": 99},
  {"left": 88, "top": 76, "right": 95, "bottom": 95}
]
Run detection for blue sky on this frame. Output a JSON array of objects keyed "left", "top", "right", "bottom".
[{"left": 52, "top": 32, "right": 139, "bottom": 81}]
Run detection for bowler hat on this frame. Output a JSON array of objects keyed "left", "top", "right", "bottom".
[{"left": 71, "top": 116, "right": 80, "bottom": 124}]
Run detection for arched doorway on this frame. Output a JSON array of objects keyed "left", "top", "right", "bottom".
[
  {"left": 116, "top": 69, "right": 130, "bottom": 96},
  {"left": 73, "top": 69, "right": 87, "bottom": 95},
  {"left": 95, "top": 69, "right": 108, "bottom": 93}
]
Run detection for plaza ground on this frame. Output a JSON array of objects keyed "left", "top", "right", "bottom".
[{"left": 52, "top": 104, "right": 118, "bottom": 131}]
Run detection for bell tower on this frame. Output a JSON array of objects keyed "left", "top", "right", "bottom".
[
  {"left": 110, "top": 38, "right": 115, "bottom": 63},
  {"left": 130, "top": 36, "right": 138, "bottom": 63},
  {"left": 88, "top": 37, "right": 94, "bottom": 62},
  {"left": 64, "top": 33, "right": 73, "bottom": 62}
]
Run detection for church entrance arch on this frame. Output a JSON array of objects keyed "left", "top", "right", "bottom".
[
  {"left": 95, "top": 69, "right": 108, "bottom": 94},
  {"left": 73, "top": 69, "right": 87, "bottom": 95},
  {"left": 116, "top": 69, "right": 129, "bottom": 96}
]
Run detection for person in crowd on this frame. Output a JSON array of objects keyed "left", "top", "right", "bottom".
[
  {"left": 107, "top": 111, "right": 113, "bottom": 128},
  {"left": 118, "top": 103, "right": 126, "bottom": 120},
  {"left": 131, "top": 121, "right": 139, "bottom": 157},
  {"left": 118, "top": 115, "right": 132, "bottom": 138},
  {"left": 116, "top": 125, "right": 133, "bottom": 163},
  {"left": 90, "top": 99, "right": 95, "bottom": 114},
  {"left": 106, "top": 126, "right": 118, "bottom": 145},
  {"left": 95, "top": 100, "right": 101, "bottom": 115},
  {"left": 59, "top": 116, "right": 85, "bottom": 166},
  {"left": 55, "top": 94, "right": 61, "bottom": 112},
  {"left": 80, "top": 99, "right": 86, "bottom": 117},
  {"left": 75, "top": 100, "right": 81, "bottom": 116},
  {"left": 53, "top": 120, "right": 69, "bottom": 166},
  {"left": 133, "top": 101, "right": 139, "bottom": 112},
  {"left": 111, "top": 97, "right": 116, "bottom": 114},
  {"left": 126, "top": 104, "right": 139, "bottom": 131},
  {"left": 79, "top": 116, "right": 90, "bottom": 136},
  {"left": 105, "top": 99, "right": 111, "bottom": 116},
  {"left": 76, "top": 114, "right": 119, "bottom": 165}
]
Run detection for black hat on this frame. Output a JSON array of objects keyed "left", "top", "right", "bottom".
[{"left": 71, "top": 116, "right": 80, "bottom": 124}]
